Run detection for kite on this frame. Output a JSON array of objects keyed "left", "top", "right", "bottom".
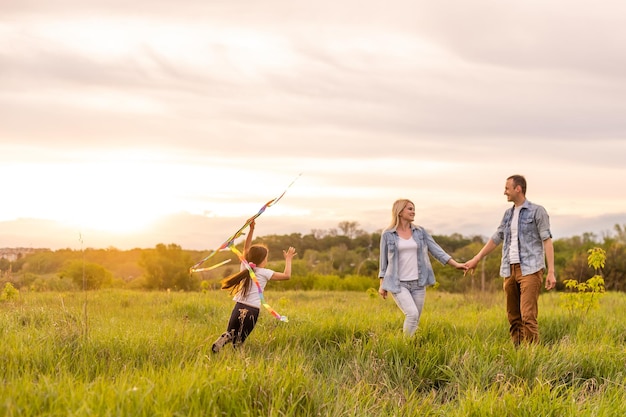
[{"left": 190, "top": 173, "right": 301, "bottom": 321}]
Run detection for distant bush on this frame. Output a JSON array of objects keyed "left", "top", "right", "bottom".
[
  {"left": 30, "top": 275, "right": 78, "bottom": 292},
  {"left": 1, "top": 282, "right": 19, "bottom": 301},
  {"left": 267, "top": 273, "right": 377, "bottom": 292},
  {"left": 59, "top": 260, "right": 113, "bottom": 290}
]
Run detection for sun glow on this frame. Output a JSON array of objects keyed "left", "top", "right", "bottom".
[
  {"left": 1, "top": 152, "right": 178, "bottom": 234},
  {"left": 0, "top": 147, "right": 304, "bottom": 236}
]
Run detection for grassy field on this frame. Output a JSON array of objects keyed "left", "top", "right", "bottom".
[{"left": 1, "top": 288, "right": 625, "bottom": 416}]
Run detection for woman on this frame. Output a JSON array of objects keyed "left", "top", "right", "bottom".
[{"left": 379, "top": 199, "right": 466, "bottom": 336}]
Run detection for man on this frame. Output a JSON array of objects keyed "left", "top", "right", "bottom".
[{"left": 465, "top": 175, "right": 556, "bottom": 345}]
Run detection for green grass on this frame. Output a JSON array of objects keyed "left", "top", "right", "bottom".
[{"left": 1, "top": 289, "right": 625, "bottom": 416}]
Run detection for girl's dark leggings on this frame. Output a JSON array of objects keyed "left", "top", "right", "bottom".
[{"left": 226, "top": 302, "right": 260, "bottom": 345}]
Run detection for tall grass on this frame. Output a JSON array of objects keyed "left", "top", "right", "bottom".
[{"left": 1, "top": 289, "right": 625, "bottom": 416}]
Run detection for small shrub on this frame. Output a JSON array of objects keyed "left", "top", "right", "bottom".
[
  {"left": 561, "top": 247, "right": 606, "bottom": 317},
  {"left": 1, "top": 282, "right": 19, "bottom": 301}
]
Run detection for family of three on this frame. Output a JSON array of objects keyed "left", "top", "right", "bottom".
[{"left": 212, "top": 174, "right": 556, "bottom": 352}]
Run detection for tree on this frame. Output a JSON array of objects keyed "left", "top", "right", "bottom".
[
  {"left": 328, "top": 244, "right": 360, "bottom": 276},
  {"left": 338, "top": 221, "right": 364, "bottom": 239},
  {"left": 139, "top": 243, "right": 198, "bottom": 290},
  {"left": 602, "top": 239, "right": 626, "bottom": 291},
  {"left": 610, "top": 224, "right": 626, "bottom": 245},
  {"left": 59, "top": 260, "right": 113, "bottom": 290},
  {"left": 20, "top": 250, "right": 66, "bottom": 274},
  {"left": 0, "top": 258, "right": 11, "bottom": 273},
  {"left": 432, "top": 233, "right": 473, "bottom": 254}
]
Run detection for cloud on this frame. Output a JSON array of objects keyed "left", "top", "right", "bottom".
[{"left": 1, "top": 1, "right": 625, "bottom": 250}]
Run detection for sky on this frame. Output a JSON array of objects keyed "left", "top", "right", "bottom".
[{"left": 1, "top": 1, "right": 625, "bottom": 251}]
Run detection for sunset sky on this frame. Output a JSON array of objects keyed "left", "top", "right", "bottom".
[{"left": 1, "top": 1, "right": 625, "bottom": 251}]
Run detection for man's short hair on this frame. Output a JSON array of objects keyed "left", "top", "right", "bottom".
[{"left": 508, "top": 174, "right": 527, "bottom": 194}]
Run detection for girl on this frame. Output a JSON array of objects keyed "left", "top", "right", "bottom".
[
  {"left": 212, "top": 220, "right": 297, "bottom": 352},
  {"left": 378, "top": 199, "right": 466, "bottom": 336}
]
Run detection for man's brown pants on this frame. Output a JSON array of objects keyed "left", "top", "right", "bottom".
[{"left": 504, "top": 264, "right": 543, "bottom": 345}]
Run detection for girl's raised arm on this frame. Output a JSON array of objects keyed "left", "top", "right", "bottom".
[
  {"left": 243, "top": 219, "right": 256, "bottom": 254},
  {"left": 271, "top": 247, "right": 297, "bottom": 281}
]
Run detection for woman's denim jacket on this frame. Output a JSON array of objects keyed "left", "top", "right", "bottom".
[{"left": 378, "top": 225, "right": 451, "bottom": 294}]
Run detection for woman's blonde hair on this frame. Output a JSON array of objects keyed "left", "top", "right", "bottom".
[{"left": 386, "top": 199, "right": 414, "bottom": 231}]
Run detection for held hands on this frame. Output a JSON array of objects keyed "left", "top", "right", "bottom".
[
  {"left": 449, "top": 258, "right": 469, "bottom": 272},
  {"left": 463, "top": 257, "right": 480, "bottom": 276},
  {"left": 447, "top": 258, "right": 469, "bottom": 277}
]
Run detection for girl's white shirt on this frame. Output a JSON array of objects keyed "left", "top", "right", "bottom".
[{"left": 233, "top": 265, "right": 274, "bottom": 308}]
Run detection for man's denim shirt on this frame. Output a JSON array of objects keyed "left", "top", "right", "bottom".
[
  {"left": 492, "top": 199, "right": 552, "bottom": 278},
  {"left": 378, "top": 225, "right": 451, "bottom": 293}
]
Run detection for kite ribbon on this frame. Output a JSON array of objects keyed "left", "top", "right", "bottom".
[{"left": 190, "top": 259, "right": 231, "bottom": 273}]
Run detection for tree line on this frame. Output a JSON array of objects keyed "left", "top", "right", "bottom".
[{"left": 2, "top": 222, "right": 625, "bottom": 293}]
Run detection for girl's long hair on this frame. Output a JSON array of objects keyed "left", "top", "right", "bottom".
[
  {"left": 386, "top": 199, "right": 414, "bottom": 231},
  {"left": 220, "top": 245, "right": 269, "bottom": 296}
]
